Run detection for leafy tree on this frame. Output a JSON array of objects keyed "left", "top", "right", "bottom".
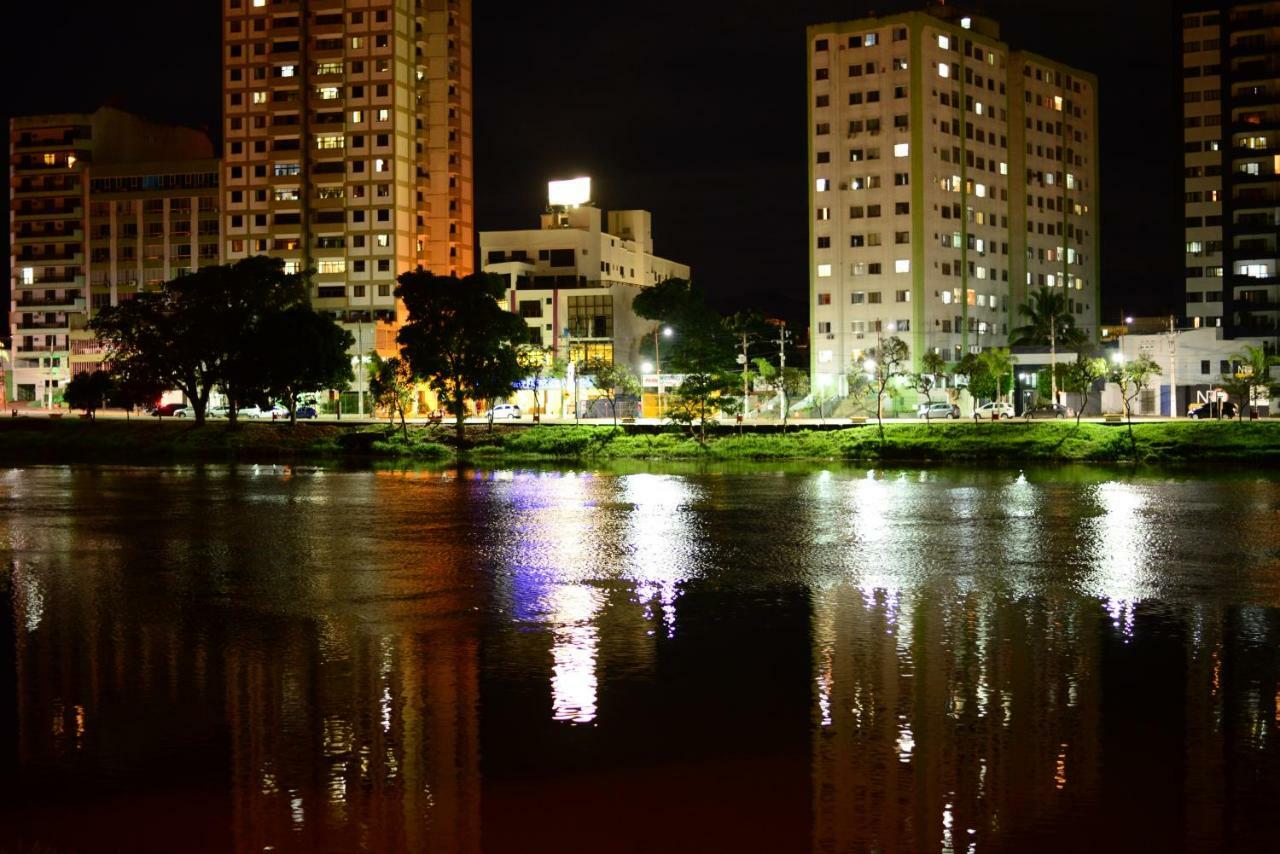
[
  {"left": 911, "top": 350, "right": 948, "bottom": 426},
  {"left": 754, "top": 358, "right": 808, "bottom": 432},
  {"left": 1011, "top": 287, "right": 1079, "bottom": 405},
  {"left": 583, "top": 358, "right": 641, "bottom": 427},
  {"left": 1114, "top": 355, "right": 1162, "bottom": 452},
  {"left": 867, "top": 336, "right": 910, "bottom": 443},
  {"left": 844, "top": 371, "right": 874, "bottom": 417},
  {"left": 255, "top": 307, "right": 355, "bottom": 424},
  {"left": 1230, "top": 344, "right": 1280, "bottom": 419},
  {"left": 632, "top": 278, "right": 735, "bottom": 375},
  {"left": 516, "top": 344, "right": 551, "bottom": 423},
  {"left": 1060, "top": 355, "right": 1109, "bottom": 425},
  {"left": 396, "top": 270, "right": 530, "bottom": 445},
  {"left": 107, "top": 360, "right": 167, "bottom": 420},
  {"left": 63, "top": 370, "right": 113, "bottom": 420},
  {"left": 668, "top": 370, "right": 737, "bottom": 443},
  {"left": 368, "top": 354, "right": 414, "bottom": 439},
  {"left": 976, "top": 348, "right": 1014, "bottom": 403}
]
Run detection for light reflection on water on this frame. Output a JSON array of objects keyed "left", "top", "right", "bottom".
[{"left": 2, "top": 465, "right": 1280, "bottom": 853}]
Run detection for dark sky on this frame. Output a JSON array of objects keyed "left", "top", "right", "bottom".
[{"left": 2, "top": 0, "right": 1181, "bottom": 327}]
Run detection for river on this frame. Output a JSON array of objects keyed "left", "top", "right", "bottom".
[{"left": 1, "top": 463, "right": 1278, "bottom": 853}]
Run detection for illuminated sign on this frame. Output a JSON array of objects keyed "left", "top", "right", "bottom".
[{"left": 548, "top": 177, "right": 592, "bottom": 207}]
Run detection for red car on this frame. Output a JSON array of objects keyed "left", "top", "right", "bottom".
[{"left": 150, "top": 402, "right": 185, "bottom": 417}]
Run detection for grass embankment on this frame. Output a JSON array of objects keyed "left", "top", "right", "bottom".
[{"left": 1, "top": 418, "right": 1278, "bottom": 465}]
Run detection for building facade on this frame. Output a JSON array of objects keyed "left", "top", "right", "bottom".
[
  {"left": 221, "top": 0, "right": 474, "bottom": 359},
  {"left": 480, "top": 189, "right": 690, "bottom": 371},
  {"left": 807, "top": 5, "right": 1100, "bottom": 390},
  {"left": 8, "top": 108, "right": 216, "bottom": 405},
  {"left": 1182, "top": 3, "right": 1280, "bottom": 341}
]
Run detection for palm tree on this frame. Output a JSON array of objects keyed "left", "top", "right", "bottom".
[
  {"left": 1231, "top": 344, "right": 1280, "bottom": 418},
  {"left": 1010, "top": 287, "right": 1078, "bottom": 405},
  {"left": 976, "top": 347, "right": 1014, "bottom": 405}
]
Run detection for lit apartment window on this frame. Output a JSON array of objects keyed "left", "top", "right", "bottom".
[
  {"left": 817, "top": 207, "right": 831, "bottom": 221},
  {"left": 283, "top": 261, "right": 301, "bottom": 274},
  {"left": 280, "top": 65, "right": 296, "bottom": 77},
  {"left": 816, "top": 178, "right": 830, "bottom": 192},
  {"left": 253, "top": 0, "right": 265, "bottom": 6},
  {"left": 251, "top": 91, "right": 267, "bottom": 104},
  {"left": 21, "top": 268, "right": 34, "bottom": 285},
  {"left": 818, "top": 264, "right": 833, "bottom": 278},
  {"left": 351, "top": 37, "right": 364, "bottom": 49},
  {"left": 938, "top": 62, "right": 950, "bottom": 78},
  {"left": 318, "top": 87, "right": 340, "bottom": 100},
  {"left": 895, "top": 259, "right": 910, "bottom": 273},
  {"left": 376, "top": 234, "right": 390, "bottom": 247},
  {"left": 938, "top": 35, "right": 950, "bottom": 50},
  {"left": 274, "top": 189, "right": 300, "bottom": 202},
  {"left": 893, "top": 143, "right": 909, "bottom": 158},
  {"left": 315, "top": 134, "right": 345, "bottom": 150},
  {"left": 317, "top": 259, "right": 346, "bottom": 274},
  {"left": 352, "top": 110, "right": 364, "bottom": 123}
]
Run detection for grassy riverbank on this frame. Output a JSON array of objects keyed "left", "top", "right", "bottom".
[{"left": 3, "top": 417, "right": 1274, "bottom": 466}]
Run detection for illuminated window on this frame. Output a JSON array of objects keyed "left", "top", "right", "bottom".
[
  {"left": 376, "top": 109, "right": 390, "bottom": 121},
  {"left": 376, "top": 234, "right": 390, "bottom": 247},
  {"left": 895, "top": 259, "right": 910, "bottom": 273},
  {"left": 351, "top": 110, "right": 364, "bottom": 123},
  {"left": 315, "top": 134, "right": 345, "bottom": 150},
  {"left": 283, "top": 261, "right": 301, "bottom": 275},
  {"left": 251, "top": 91, "right": 267, "bottom": 104},
  {"left": 318, "top": 87, "right": 340, "bottom": 100},
  {"left": 999, "top": 161, "right": 1008, "bottom": 175},
  {"left": 937, "top": 35, "right": 950, "bottom": 50},
  {"left": 816, "top": 178, "right": 830, "bottom": 192},
  {"left": 893, "top": 143, "right": 909, "bottom": 158},
  {"left": 42, "top": 153, "right": 56, "bottom": 165},
  {"left": 938, "top": 62, "right": 950, "bottom": 78},
  {"left": 21, "top": 268, "right": 33, "bottom": 285},
  {"left": 374, "top": 158, "right": 388, "bottom": 172},
  {"left": 317, "top": 259, "right": 346, "bottom": 274},
  {"left": 817, "top": 207, "right": 830, "bottom": 221},
  {"left": 252, "top": 0, "right": 265, "bottom": 6},
  {"left": 351, "top": 37, "right": 364, "bottom": 49},
  {"left": 274, "top": 188, "right": 299, "bottom": 202},
  {"left": 280, "top": 65, "right": 296, "bottom": 77},
  {"left": 817, "top": 264, "right": 833, "bottom": 278},
  {"left": 960, "top": 17, "right": 972, "bottom": 29}
]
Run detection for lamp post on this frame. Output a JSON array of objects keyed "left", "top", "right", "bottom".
[{"left": 653, "top": 325, "right": 673, "bottom": 418}]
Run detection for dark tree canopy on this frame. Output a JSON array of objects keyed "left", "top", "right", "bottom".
[
  {"left": 255, "top": 306, "right": 355, "bottom": 424},
  {"left": 395, "top": 269, "right": 529, "bottom": 444}
]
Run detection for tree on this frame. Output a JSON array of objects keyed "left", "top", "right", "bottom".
[
  {"left": 754, "top": 358, "right": 808, "bottom": 432},
  {"left": 516, "top": 344, "right": 551, "bottom": 423},
  {"left": 632, "top": 277, "right": 735, "bottom": 376},
  {"left": 1060, "top": 355, "right": 1108, "bottom": 425},
  {"left": 396, "top": 270, "right": 530, "bottom": 445},
  {"left": 1114, "top": 355, "right": 1162, "bottom": 453},
  {"left": 63, "top": 370, "right": 113, "bottom": 420},
  {"left": 255, "top": 307, "right": 355, "bottom": 424},
  {"left": 866, "top": 336, "right": 910, "bottom": 443},
  {"left": 976, "top": 348, "right": 1014, "bottom": 403},
  {"left": 1011, "top": 287, "right": 1078, "bottom": 405},
  {"left": 583, "top": 358, "right": 641, "bottom": 427},
  {"left": 911, "top": 350, "right": 948, "bottom": 426},
  {"left": 107, "top": 360, "right": 167, "bottom": 420},
  {"left": 187, "top": 257, "right": 306, "bottom": 425},
  {"left": 1230, "top": 344, "right": 1280, "bottom": 419},
  {"left": 368, "top": 354, "right": 414, "bottom": 439},
  {"left": 668, "top": 370, "right": 737, "bottom": 443}
]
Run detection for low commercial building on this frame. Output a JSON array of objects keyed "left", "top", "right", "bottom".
[
  {"left": 481, "top": 179, "right": 690, "bottom": 370},
  {"left": 1113, "top": 325, "right": 1275, "bottom": 415},
  {"left": 8, "top": 108, "right": 216, "bottom": 405}
]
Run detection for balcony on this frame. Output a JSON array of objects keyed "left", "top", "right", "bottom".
[
  {"left": 15, "top": 275, "right": 85, "bottom": 289},
  {"left": 13, "top": 205, "right": 82, "bottom": 221},
  {"left": 13, "top": 296, "right": 85, "bottom": 312},
  {"left": 12, "top": 131, "right": 89, "bottom": 151},
  {"left": 15, "top": 251, "right": 83, "bottom": 265}
]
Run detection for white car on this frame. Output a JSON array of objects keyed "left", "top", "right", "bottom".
[
  {"left": 489, "top": 403, "right": 521, "bottom": 420},
  {"left": 974, "top": 401, "right": 1015, "bottom": 419},
  {"left": 255, "top": 405, "right": 288, "bottom": 420}
]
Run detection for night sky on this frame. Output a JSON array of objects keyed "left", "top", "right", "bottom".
[{"left": 2, "top": 0, "right": 1181, "bottom": 327}]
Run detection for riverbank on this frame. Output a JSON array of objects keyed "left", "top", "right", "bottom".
[{"left": 1, "top": 418, "right": 1278, "bottom": 466}]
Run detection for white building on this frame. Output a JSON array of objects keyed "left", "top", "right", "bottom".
[
  {"left": 807, "top": 5, "right": 1101, "bottom": 391},
  {"left": 1114, "top": 325, "right": 1275, "bottom": 415},
  {"left": 480, "top": 179, "right": 690, "bottom": 370}
]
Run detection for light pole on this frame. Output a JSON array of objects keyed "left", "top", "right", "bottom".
[{"left": 653, "top": 325, "right": 673, "bottom": 418}]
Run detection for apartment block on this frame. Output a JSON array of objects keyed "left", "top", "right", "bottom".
[
  {"left": 1182, "top": 3, "right": 1280, "bottom": 340},
  {"left": 8, "top": 108, "right": 216, "bottom": 405},
  {"left": 807, "top": 5, "right": 1100, "bottom": 389},
  {"left": 480, "top": 183, "right": 690, "bottom": 369},
  {"left": 221, "top": 0, "right": 474, "bottom": 360}
]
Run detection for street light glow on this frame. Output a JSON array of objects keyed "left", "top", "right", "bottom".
[
  {"left": 863, "top": 359, "right": 877, "bottom": 373},
  {"left": 641, "top": 361, "right": 654, "bottom": 374},
  {"left": 662, "top": 327, "right": 674, "bottom": 338}
]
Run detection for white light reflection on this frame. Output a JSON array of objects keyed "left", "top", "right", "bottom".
[
  {"left": 549, "top": 584, "right": 602, "bottom": 724},
  {"left": 14, "top": 563, "right": 44, "bottom": 633},
  {"left": 1088, "top": 482, "right": 1157, "bottom": 642},
  {"left": 621, "top": 474, "right": 697, "bottom": 638}
]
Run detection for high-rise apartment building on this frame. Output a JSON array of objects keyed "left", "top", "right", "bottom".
[
  {"left": 8, "top": 108, "right": 216, "bottom": 405},
  {"left": 1182, "top": 3, "right": 1280, "bottom": 340},
  {"left": 221, "top": 0, "right": 474, "bottom": 359},
  {"left": 807, "top": 5, "right": 1100, "bottom": 389}
]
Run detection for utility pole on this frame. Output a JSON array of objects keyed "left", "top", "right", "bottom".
[
  {"left": 1168, "top": 314, "right": 1178, "bottom": 418},
  {"left": 653, "top": 326, "right": 663, "bottom": 420},
  {"left": 778, "top": 321, "right": 788, "bottom": 421}
]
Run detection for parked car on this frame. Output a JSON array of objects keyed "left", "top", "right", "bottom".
[
  {"left": 974, "top": 401, "right": 1015, "bottom": 420},
  {"left": 209, "top": 405, "right": 231, "bottom": 418},
  {"left": 1024, "top": 403, "right": 1069, "bottom": 420},
  {"left": 916, "top": 401, "right": 959, "bottom": 420},
  {"left": 255, "top": 405, "right": 288, "bottom": 420},
  {"left": 489, "top": 403, "right": 521, "bottom": 420},
  {"left": 1188, "top": 401, "right": 1237, "bottom": 420},
  {"left": 174, "top": 407, "right": 195, "bottom": 418},
  {"left": 150, "top": 403, "right": 185, "bottom": 418},
  {"left": 295, "top": 405, "right": 318, "bottom": 419}
]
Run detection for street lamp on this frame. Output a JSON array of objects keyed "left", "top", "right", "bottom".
[{"left": 654, "top": 325, "right": 674, "bottom": 418}]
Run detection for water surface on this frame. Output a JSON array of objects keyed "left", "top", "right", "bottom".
[{"left": 2, "top": 463, "right": 1279, "bottom": 853}]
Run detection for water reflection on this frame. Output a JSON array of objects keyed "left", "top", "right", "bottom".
[{"left": 3, "top": 465, "right": 1280, "bottom": 852}]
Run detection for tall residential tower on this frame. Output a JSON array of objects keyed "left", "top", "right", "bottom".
[
  {"left": 221, "top": 0, "right": 474, "bottom": 356},
  {"left": 807, "top": 5, "right": 1100, "bottom": 389},
  {"left": 1182, "top": 3, "right": 1280, "bottom": 341}
]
